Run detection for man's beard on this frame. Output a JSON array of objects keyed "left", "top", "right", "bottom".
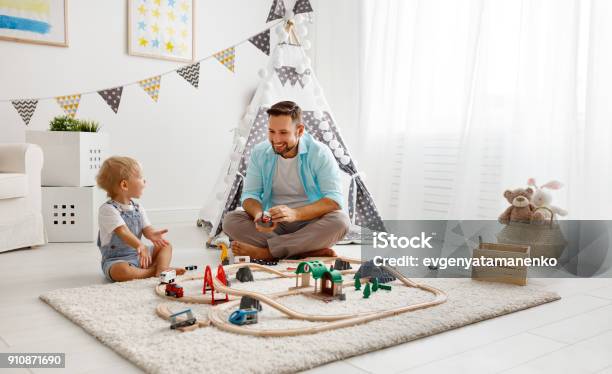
[{"left": 272, "top": 140, "right": 299, "bottom": 157}]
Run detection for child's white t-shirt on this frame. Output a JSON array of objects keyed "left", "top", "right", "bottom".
[{"left": 98, "top": 201, "right": 151, "bottom": 247}]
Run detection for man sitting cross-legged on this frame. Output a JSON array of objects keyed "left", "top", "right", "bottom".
[{"left": 223, "top": 101, "right": 350, "bottom": 260}]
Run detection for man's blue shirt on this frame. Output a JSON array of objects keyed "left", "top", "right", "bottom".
[{"left": 240, "top": 132, "right": 344, "bottom": 210}]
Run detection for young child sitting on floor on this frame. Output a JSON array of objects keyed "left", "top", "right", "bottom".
[{"left": 95, "top": 156, "right": 185, "bottom": 282}]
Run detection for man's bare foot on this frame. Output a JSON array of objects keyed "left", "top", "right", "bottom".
[
  {"left": 232, "top": 241, "right": 274, "bottom": 260},
  {"left": 293, "top": 248, "right": 337, "bottom": 259}
]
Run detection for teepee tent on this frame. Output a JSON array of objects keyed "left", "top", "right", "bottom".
[{"left": 199, "top": 20, "right": 385, "bottom": 240}]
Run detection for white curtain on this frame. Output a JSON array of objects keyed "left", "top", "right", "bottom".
[{"left": 356, "top": 0, "right": 612, "bottom": 220}]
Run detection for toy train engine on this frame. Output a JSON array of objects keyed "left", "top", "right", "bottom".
[
  {"left": 165, "top": 283, "right": 184, "bottom": 298},
  {"left": 228, "top": 308, "right": 258, "bottom": 325},
  {"left": 160, "top": 269, "right": 176, "bottom": 284}
]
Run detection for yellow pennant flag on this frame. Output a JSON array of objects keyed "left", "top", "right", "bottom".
[
  {"left": 214, "top": 47, "right": 236, "bottom": 73},
  {"left": 55, "top": 94, "right": 81, "bottom": 118},
  {"left": 138, "top": 76, "right": 162, "bottom": 102}
]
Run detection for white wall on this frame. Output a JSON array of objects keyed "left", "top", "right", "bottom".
[
  {"left": 0, "top": 0, "right": 338, "bottom": 222},
  {"left": 310, "top": 0, "right": 362, "bottom": 164}
]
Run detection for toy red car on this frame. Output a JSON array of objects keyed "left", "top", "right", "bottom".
[
  {"left": 165, "top": 283, "right": 184, "bottom": 298},
  {"left": 257, "top": 211, "right": 274, "bottom": 228}
]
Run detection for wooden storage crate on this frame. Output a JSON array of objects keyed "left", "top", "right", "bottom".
[{"left": 471, "top": 242, "right": 530, "bottom": 286}]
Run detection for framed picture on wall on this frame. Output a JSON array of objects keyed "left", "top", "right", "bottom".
[
  {"left": 128, "top": 0, "right": 195, "bottom": 62},
  {"left": 0, "top": 0, "right": 68, "bottom": 47}
]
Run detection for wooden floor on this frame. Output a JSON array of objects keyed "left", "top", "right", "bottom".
[{"left": 1, "top": 223, "right": 612, "bottom": 373}]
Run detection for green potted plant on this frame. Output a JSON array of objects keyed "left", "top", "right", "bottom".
[
  {"left": 48, "top": 115, "right": 101, "bottom": 133},
  {"left": 26, "top": 116, "right": 109, "bottom": 187}
]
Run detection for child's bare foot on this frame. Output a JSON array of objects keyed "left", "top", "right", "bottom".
[{"left": 231, "top": 241, "right": 274, "bottom": 260}]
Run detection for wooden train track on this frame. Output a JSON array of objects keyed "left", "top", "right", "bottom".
[
  {"left": 154, "top": 261, "right": 355, "bottom": 304},
  {"left": 154, "top": 257, "right": 448, "bottom": 337}
]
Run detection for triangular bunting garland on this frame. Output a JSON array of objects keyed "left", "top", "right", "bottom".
[
  {"left": 176, "top": 62, "right": 201, "bottom": 88},
  {"left": 288, "top": 69, "right": 301, "bottom": 86},
  {"left": 296, "top": 70, "right": 311, "bottom": 88},
  {"left": 138, "top": 76, "right": 161, "bottom": 102},
  {"left": 275, "top": 66, "right": 310, "bottom": 88},
  {"left": 249, "top": 29, "right": 270, "bottom": 56},
  {"left": 275, "top": 67, "right": 291, "bottom": 86},
  {"left": 55, "top": 95, "right": 81, "bottom": 118},
  {"left": 214, "top": 47, "right": 236, "bottom": 73},
  {"left": 11, "top": 99, "right": 38, "bottom": 126},
  {"left": 266, "top": 0, "right": 286, "bottom": 22},
  {"left": 293, "top": 0, "right": 313, "bottom": 15},
  {"left": 97, "top": 87, "right": 123, "bottom": 113}
]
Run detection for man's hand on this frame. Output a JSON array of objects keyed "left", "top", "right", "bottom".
[
  {"left": 254, "top": 211, "right": 277, "bottom": 233},
  {"left": 269, "top": 205, "right": 299, "bottom": 223},
  {"left": 148, "top": 228, "right": 170, "bottom": 250},
  {"left": 136, "top": 243, "right": 152, "bottom": 269}
]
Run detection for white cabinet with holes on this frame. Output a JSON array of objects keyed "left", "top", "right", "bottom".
[
  {"left": 26, "top": 131, "right": 110, "bottom": 187},
  {"left": 42, "top": 186, "right": 104, "bottom": 242}
]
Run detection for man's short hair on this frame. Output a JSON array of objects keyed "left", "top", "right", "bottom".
[{"left": 267, "top": 101, "right": 302, "bottom": 124}]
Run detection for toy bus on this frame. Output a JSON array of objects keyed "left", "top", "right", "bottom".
[{"left": 169, "top": 309, "right": 197, "bottom": 330}]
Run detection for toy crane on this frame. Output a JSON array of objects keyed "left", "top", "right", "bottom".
[{"left": 219, "top": 242, "right": 230, "bottom": 265}]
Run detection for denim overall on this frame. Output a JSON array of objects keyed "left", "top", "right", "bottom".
[{"left": 97, "top": 200, "right": 152, "bottom": 282}]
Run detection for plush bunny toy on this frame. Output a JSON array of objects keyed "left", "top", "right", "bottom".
[{"left": 527, "top": 178, "right": 568, "bottom": 218}]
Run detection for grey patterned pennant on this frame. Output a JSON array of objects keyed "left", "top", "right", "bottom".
[
  {"left": 296, "top": 70, "right": 311, "bottom": 88},
  {"left": 275, "top": 66, "right": 310, "bottom": 88},
  {"left": 293, "top": 0, "right": 313, "bottom": 15},
  {"left": 11, "top": 99, "right": 37, "bottom": 126},
  {"left": 266, "top": 0, "right": 286, "bottom": 22},
  {"left": 275, "top": 66, "right": 291, "bottom": 86},
  {"left": 177, "top": 62, "right": 200, "bottom": 88},
  {"left": 249, "top": 29, "right": 270, "bottom": 56},
  {"left": 97, "top": 87, "right": 123, "bottom": 113},
  {"left": 288, "top": 70, "right": 300, "bottom": 86}
]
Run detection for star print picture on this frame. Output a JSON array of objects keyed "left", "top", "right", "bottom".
[{"left": 128, "top": 0, "right": 195, "bottom": 62}]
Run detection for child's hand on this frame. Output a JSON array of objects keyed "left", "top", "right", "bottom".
[
  {"left": 137, "top": 243, "right": 151, "bottom": 268},
  {"left": 149, "top": 228, "right": 170, "bottom": 249}
]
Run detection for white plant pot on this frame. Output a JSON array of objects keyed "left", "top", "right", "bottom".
[
  {"left": 42, "top": 186, "right": 105, "bottom": 242},
  {"left": 26, "top": 131, "right": 109, "bottom": 187}
]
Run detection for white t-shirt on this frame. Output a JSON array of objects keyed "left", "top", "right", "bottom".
[
  {"left": 98, "top": 201, "right": 151, "bottom": 247},
  {"left": 271, "top": 155, "right": 310, "bottom": 208}
]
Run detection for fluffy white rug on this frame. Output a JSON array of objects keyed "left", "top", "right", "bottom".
[{"left": 40, "top": 269, "right": 560, "bottom": 374}]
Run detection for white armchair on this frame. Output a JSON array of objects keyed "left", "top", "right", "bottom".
[{"left": 0, "top": 143, "right": 46, "bottom": 252}]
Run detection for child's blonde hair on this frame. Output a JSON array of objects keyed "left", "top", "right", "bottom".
[{"left": 96, "top": 156, "right": 141, "bottom": 198}]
